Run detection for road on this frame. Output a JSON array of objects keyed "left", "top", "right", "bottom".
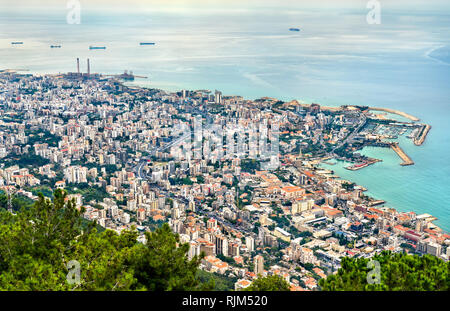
[
  {"left": 134, "top": 111, "right": 213, "bottom": 180},
  {"left": 330, "top": 114, "right": 367, "bottom": 154}
]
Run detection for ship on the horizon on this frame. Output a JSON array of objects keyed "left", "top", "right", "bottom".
[
  {"left": 89, "top": 46, "right": 106, "bottom": 50},
  {"left": 140, "top": 42, "right": 156, "bottom": 46},
  {"left": 50, "top": 45, "right": 62, "bottom": 48},
  {"left": 289, "top": 28, "right": 300, "bottom": 32},
  {"left": 11, "top": 41, "right": 23, "bottom": 45}
]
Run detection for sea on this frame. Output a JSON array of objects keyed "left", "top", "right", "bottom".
[{"left": 0, "top": 2, "right": 449, "bottom": 231}]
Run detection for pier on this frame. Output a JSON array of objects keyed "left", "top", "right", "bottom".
[
  {"left": 390, "top": 142, "right": 414, "bottom": 166},
  {"left": 105, "top": 70, "right": 148, "bottom": 81},
  {"left": 368, "top": 200, "right": 385, "bottom": 207},
  {"left": 345, "top": 158, "right": 381, "bottom": 171},
  {"left": 369, "top": 107, "right": 420, "bottom": 122},
  {"left": 414, "top": 124, "right": 431, "bottom": 146}
]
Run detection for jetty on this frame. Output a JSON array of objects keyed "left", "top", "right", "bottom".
[
  {"left": 104, "top": 70, "right": 148, "bottom": 81},
  {"left": 414, "top": 124, "right": 431, "bottom": 146},
  {"left": 390, "top": 142, "right": 414, "bottom": 166},
  {"left": 368, "top": 200, "right": 385, "bottom": 207},
  {"left": 345, "top": 158, "right": 381, "bottom": 171},
  {"left": 369, "top": 107, "right": 420, "bottom": 122}
]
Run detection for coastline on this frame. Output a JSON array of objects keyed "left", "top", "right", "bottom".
[
  {"left": 117, "top": 74, "right": 442, "bottom": 233},
  {"left": 320, "top": 157, "right": 446, "bottom": 234},
  {"left": 2, "top": 69, "right": 444, "bottom": 233}
]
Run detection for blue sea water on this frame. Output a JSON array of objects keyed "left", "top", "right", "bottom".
[{"left": 0, "top": 3, "right": 449, "bottom": 230}]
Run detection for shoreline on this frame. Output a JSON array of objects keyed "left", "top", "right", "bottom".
[{"left": 320, "top": 158, "right": 446, "bottom": 234}]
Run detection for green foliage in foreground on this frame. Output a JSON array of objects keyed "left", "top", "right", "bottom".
[
  {"left": 0, "top": 189, "right": 208, "bottom": 291},
  {"left": 197, "top": 270, "right": 236, "bottom": 291},
  {"left": 319, "top": 251, "right": 449, "bottom": 291},
  {"left": 244, "top": 275, "right": 291, "bottom": 291}
]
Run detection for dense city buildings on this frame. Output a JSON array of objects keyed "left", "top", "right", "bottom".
[{"left": 0, "top": 69, "right": 446, "bottom": 291}]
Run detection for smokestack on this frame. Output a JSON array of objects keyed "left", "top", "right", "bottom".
[
  {"left": 77, "top": 58, "right": 80, "bottom": 74},
  {"left": 87, "top": 58, "right": 90, "bottom": 75}
]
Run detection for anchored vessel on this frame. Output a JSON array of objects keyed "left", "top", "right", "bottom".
[
  {"left": 140, "top": 42, "right": 156, "bottom": 45},
  {"left": 289, "top": 28, "right": 300, "bottom": 32},
  {"left": 89, "top": 46, "right": 106, "bottom": 50}
]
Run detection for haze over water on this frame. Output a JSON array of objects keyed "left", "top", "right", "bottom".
[{"left": 0, "top": 1, "right": 449, "bottom": 230}]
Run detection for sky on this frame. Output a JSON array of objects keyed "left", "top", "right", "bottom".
[{"left": 1, "top": 0, "right": 450, "bottom": 13}]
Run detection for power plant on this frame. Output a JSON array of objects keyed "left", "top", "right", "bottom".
[
  {"left": 66, "top": 58, "right": 147, "bottom": 81},
  {"left": 66, "top": 58, "right": 99, "bottom": 79}
]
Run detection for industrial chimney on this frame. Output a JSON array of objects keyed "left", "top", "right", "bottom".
[
  {"left": 77, "top": 58, "right": 80, "bottom": 74},
  {"left": 87, "top": 58, "right": 90, "bottom": 75}
]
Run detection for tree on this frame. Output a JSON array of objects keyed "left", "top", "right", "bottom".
[
  {"left": 244, "top": 275, "right": 290, "bottom": 291},
  {"left": 0, "top": 189, "right": 88, "bottom": 290},
  {"left": 129, "top": 223, "right": 210, "bottom": 291},
  {"left": 0, "top": 189, "right": 209, "bottom": 291},
  {"left": 319, "top": 251, "right": 449, "bottom": 291}
]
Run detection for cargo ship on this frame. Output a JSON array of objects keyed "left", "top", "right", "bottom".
[
  {"left": 50, "top": 45, "right": 62, "bottom": 48},
  {"left": 289, "top": 28, "right": 300, "bottom": 32},
  {"left": 11, "top": 42, "right": 24, "bottom": 45},
  {"left": 89, "top": 46, "right": 106, "bottom": 50},
  {"left": 140, "top": 42, "right": 156, "bottom": 46}
]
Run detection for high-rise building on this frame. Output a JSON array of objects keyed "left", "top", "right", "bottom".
[
  {"left": 207, "top": 218, "right": 217, "bottom": 230},
  {"left": 254, "top": 255, "right": 264, "bottom": 276},
  {"left": 215, "top": 235, "right": 228, "bottom": 257},
  {"left": 64, "top": 165, "right": 88, "bottom": 183},
  {"left": 258, "top": 226, "right": 266, "bottom": 245},
  {"left": 214, "top": 90, "right": 222, "bottom": 104},
  {"left": 246, "top": 236, "right": 255, "bottom": 252}
]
